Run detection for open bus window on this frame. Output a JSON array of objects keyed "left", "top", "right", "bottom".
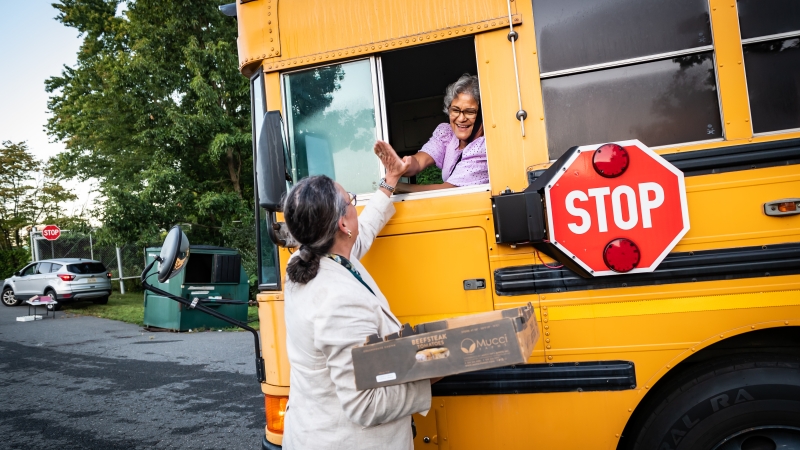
[
  {"left": 283, "top": 59, "right": 381, "bottom": 195},
  {"left": 380, "top": 38, "right": 486, "bottom": 193}
]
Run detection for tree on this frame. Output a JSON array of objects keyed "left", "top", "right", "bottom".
[
  {"left": 0, "top": 141, "right": 79, "bottom": 250},
  {"left": 0, "top": 141, "right": 79, "bottom": 277},
  {"left": 46, "top": 0, "right": 253, "bottom": 247}
]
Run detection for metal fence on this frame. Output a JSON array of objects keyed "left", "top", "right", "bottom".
[
  {"left": 29, "top": 226, "right": 257, "bottom": 295},
  {"left": 29, "top": 230, "right": 142, "bottom": 294}
]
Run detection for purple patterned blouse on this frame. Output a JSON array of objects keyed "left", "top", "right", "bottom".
[{"left": 419, "top": 123, "right": 489, "bottom": 187}]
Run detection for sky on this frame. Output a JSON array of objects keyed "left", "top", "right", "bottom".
[{"left": 0, "top": 1, "right": 95, "bottom": 218}]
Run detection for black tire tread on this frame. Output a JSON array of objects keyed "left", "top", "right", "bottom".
[{"left": 628, "top": 353, "right": 800, "bottom": 450}]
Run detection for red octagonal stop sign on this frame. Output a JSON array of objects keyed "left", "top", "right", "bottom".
[
  {"left": 545, "top": 139, "right": 689, "bottom": 276},
  {"left": 42, "top": 225, "right": 61, "bottom": 241}
]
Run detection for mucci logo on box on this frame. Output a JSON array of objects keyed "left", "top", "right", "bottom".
[{"left": 460, "top": 335, "right": 509, "bottom": 354}]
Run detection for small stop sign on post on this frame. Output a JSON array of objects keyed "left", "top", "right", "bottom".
[
  {"left": 545, "top": 139, "right": 689, "bottom": 276},
  {"left": 42, "top": 225, "right": 62, "bottom": 241}
]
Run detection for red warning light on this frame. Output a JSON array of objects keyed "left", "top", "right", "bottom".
[
  {"left": 603, "top": 238, "right": 640, "bottom": 273},
  {"left": 593, "top": 143, "right": 629, "bottom": 178}
]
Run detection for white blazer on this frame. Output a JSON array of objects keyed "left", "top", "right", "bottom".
[{"left": 283, "top": 190, "right": 432, "bottom": 450}]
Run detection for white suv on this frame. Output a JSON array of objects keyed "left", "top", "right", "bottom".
[{"left": 2, "top": 259, "right": 112, "bottom": 311}]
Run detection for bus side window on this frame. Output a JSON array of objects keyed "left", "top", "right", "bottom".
[
  {"left": 283, "top": 59, "right": 382, "bottom": 195},
  {"left": 532, "top": 0, "right": 723, "bottom": 159},
  {"left": 380, "top": 38, "right": 483, "bottom": 189}
]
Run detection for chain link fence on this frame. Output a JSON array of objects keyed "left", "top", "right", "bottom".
[
  {"left": 30, "top": 230, "right": 143, "bottom": 293},
  {"left": 29, "top": 227, "right": 257, "bottom": 295}
]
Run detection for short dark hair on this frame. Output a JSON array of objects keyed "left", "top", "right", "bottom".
[{"left": 282, "top": 175, "right": 348, "bottom": 284}]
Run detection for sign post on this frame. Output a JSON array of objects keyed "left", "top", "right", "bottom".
[{"left": 544, "top": 140, "right": 689, "bottom": 276}]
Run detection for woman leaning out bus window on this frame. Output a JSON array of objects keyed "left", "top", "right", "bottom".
[
  {"left": 281, "top": 148, "right": 437, "bottom": 449},
  {"left": 379, "top": 73, "right": 487, "bottom": 193}
]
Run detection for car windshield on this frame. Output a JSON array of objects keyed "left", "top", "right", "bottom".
[{"left": 67, "top": 262, "right": 107, "bottom": 274}]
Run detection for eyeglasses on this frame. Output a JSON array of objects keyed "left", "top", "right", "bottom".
[
  {"left": 347, "top": 192, "right": 357, "bottom": 207},
  {"left": 449, "top": 107, "right": 478, "bottom": 120}
]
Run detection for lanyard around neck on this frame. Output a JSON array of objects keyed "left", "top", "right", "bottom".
[{"left": 325, "top": 254, "right": 376, "bottom": 296}]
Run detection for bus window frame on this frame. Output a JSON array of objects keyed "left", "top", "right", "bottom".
[
  {"left": 251, "top": 67, "right": 281, "bottom": 292},
  {"left": 279, "top": 53, "right": 491, "bottom": 204},
  {"left": 740, "top": 30, "right": 800, "bottom": 137},
  {"left": 279, "top": 56, "right": 386, "bottom": 202},
  {"left": 535, "top": 0, "right": 727, "bottom": 157}
]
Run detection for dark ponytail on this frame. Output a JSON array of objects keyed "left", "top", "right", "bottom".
[{"left": 283, "top": 175, "right": 348, "bottom": 284}]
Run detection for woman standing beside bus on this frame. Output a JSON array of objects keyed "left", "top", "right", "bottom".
[{"left": 281, "top": 150, "right": 433, "bottom": 449}]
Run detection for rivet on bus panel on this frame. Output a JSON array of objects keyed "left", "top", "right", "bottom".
[
  {"left": 645, "top": 385, "right": 649, "bottom": 389},
  {"left": 667, "top": 364, "right": 671, "bottom": 368},
  {"left": 752, "top": 325, "right": 756, "bottom": 329},
  {"left": 616, "top": 434, "right": 620, "bottom": 438},
  {"left": 786, "top": 321, "right": 790, "bottom": 325},
  {"left": 691, "top": 348, "right": 696, "bottom": 351},
  {"left": 548, "top": 356, "right": 553, "bottom": 360},
  {"left": 720, "top": 334, "right": 724, "bottom": 338},
  {"left": 546, "top": 345, "right": 551, "bottom": 349},
  {"left": 628, "top": 408, "right": 632, "bottom": 412}
]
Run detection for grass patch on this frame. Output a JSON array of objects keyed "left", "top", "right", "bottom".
[
  {"left": 62, "top": 292, "right": 260, "bottom": 331},
  {"left": 62, "top": 292, "right": 145, "bottom": 325}
]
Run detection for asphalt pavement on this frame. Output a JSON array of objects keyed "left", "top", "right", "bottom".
[{"left": 0, "top": 301, "right": 265, "bottom": 449}]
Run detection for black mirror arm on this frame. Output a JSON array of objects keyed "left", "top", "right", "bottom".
[{"left": 140, "top": 258, "right": 266, "bottom": 383}]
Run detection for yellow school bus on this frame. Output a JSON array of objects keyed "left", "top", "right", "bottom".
[{"left": 224, "top": 0, "right": 800, "bottom": 448}]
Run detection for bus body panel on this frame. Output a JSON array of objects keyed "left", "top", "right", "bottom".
[{"left": 246, "top": 0, "right": 800, "bottom": 447}]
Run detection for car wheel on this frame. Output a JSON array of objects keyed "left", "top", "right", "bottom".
[
  {"left": 626, "top": 353, "right": 800, "bottom": 450},
  {"left": 92, "top": 295, "right": 109, "bottom": 305},
  {"left": 2, "top": 287, "right": 22, "bottom": 307},
  {"left": 44, "top": 291, "right": 61, "bottom": 311}
]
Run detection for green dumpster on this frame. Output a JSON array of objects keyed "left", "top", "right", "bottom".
[{"left": 143, "top": 245, "right": 249, "bottom": 331}]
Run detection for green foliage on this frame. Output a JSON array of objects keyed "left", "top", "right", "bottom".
[
  {"left": 0, "top": 141, "right": 79, "bottom": 250},
  {"left": 47, "top": 0, "right": 253, "bottom": 251},
  {"left": 0, "top": 247, "right": 30, "bottom": 280},
  {"left": 416, "top": 164, "right": 443, "bottom": 185}
]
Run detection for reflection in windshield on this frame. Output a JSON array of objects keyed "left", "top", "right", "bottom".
[
  {"left": 286, "top": 60, "right": 379, "bottom": 194},
  {"left": 542, "top": 52, "right": 721, "bottom": 158}
]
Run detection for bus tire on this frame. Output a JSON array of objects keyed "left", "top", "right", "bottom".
[{"left": 628, "top": 353, "right": 800, "bottom": 450}]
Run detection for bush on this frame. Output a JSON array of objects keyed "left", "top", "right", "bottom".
[{"left": 0, "top": 247, "right": 30, "bottom": 280}]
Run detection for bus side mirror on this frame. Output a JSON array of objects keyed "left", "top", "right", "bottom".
[
  {"left": 256, "top": 110, "right": 289, "bottom": 212},
  {"left": 157, "top": 225, "right": 190, "bottom": 283}
]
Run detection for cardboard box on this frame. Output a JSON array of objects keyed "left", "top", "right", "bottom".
[{"left": 352, "top": 303, "right": 538, "bottom": 390}]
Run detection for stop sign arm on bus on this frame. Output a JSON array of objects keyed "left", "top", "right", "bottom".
[{"left": 491, "top": 140, "right": 689, "bottom": 278}]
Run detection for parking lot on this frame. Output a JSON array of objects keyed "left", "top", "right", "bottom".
[{"left": 0, "top": 302, "right": 265, "bottom": 449}]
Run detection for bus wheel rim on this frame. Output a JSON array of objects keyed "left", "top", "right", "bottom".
[{"left": 711, "top": 425, "right": 800, "bottom": 450}]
